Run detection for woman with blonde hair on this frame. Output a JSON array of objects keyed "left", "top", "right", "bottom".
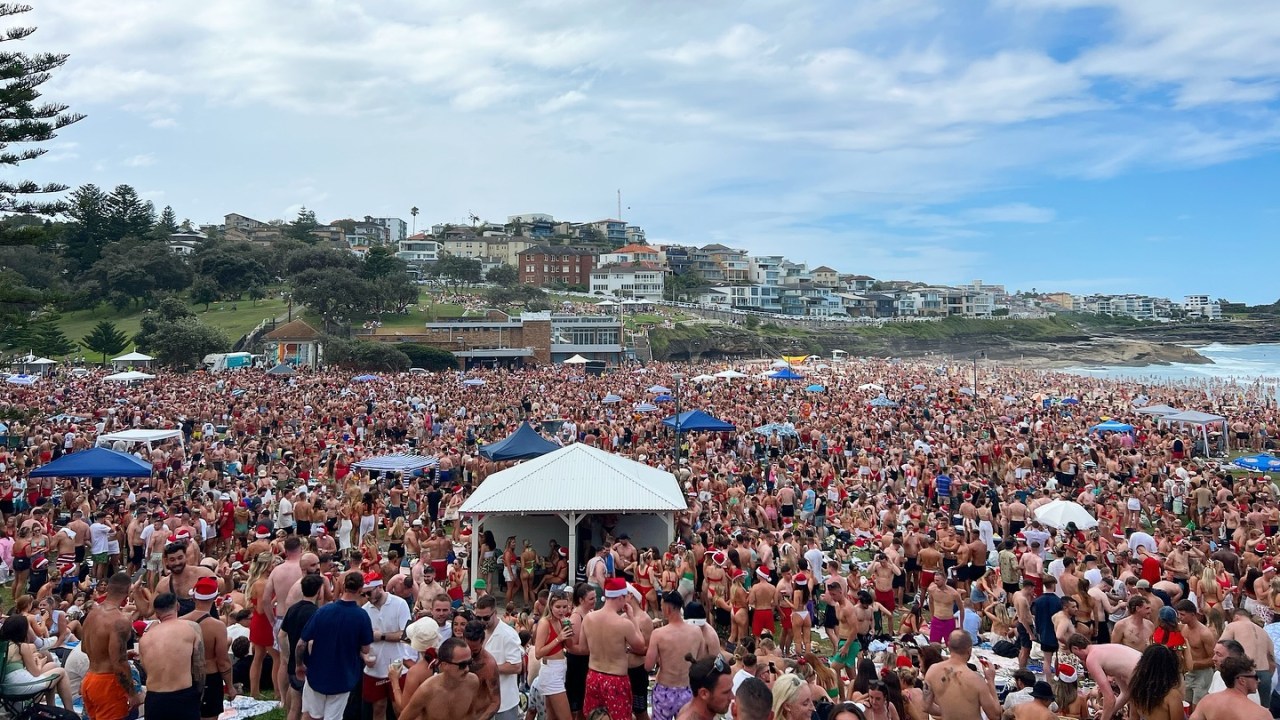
[
  {"left": 245, "top": 551, "right": 276, "bottom": 699},
  {"left": 533, "top": 590, "right": 574, "bottom": 720},
  {"left": 773, "top": 672, "right": 816, "bottom": 720}
]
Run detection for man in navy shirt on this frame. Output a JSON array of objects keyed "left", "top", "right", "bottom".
[
  {"left": 1031, "top": 575, "right": 1063, "bottom": 680},
  {"left": 295, "top": 571, "right": 374, "bottom": 720}
]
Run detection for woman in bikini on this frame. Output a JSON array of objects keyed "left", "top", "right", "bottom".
[
  {"left": 791, "top": 571, "right": 813, "bottom": 655},
  {"left": 634, "top": 549, "right": 658, "bottom": 615}
]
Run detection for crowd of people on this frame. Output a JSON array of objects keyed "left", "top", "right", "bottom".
[{"left": 0, "top": 356, "right": 1279, "bottom": 720}]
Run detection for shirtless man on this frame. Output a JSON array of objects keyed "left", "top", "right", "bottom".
[
  {"left": 825, "top": 579, "right": 860, "bottom": 697},
  {"left": 1065, "top": 634, "right": 1142, "bottom": 720},
  {"left": 1218, "top": 607, "right": 1277, "bottom": 703},
  {"left": 1006, "top": 682, "right": 1057, "bottom": 720},
  {"left": 581, "top": 577, "right": 647, "bottom": 719},
  {"left": 927, "top": 573, "right": 965, "bottom": 644},
  {"left": 156, "top": 541, "right": 218, "bottom": 615},
  {"left": 1013, "top": 580, "right": 1036, "bottom": 669},
  {"left": 628, "top": 587, "right": 656, "bottom": 720},
  {"left": 646, "top": 591, "right": 718, "bottom": 720},
  {"left": 919, "top": 537, "right": 944, "bottom": 592},
  {"left": 140, "top": 592, "right": 206, "bottom": 720},
  {"left": 400, "top": 637, "right": 479, "bottom": 720},
  {"left": 1111, "top": 596, "right": 1153, "bottom": 653},
  {"left": 1175, "top": 599, "right": 1219, "bottom": 708},
  {"left": 260, "top": 535, "right": 305, "bottom": 701},
  {"left": 282, "top": 552, "right": 325, "bottom": 610},
  {"left": 1190, "top": 655, "right": 1271, "bottom": 720},
  {"left": 412, "top": 563, "right": 447, "bottom": 616},
  {"left": 746, "top": 568, "right": 778, "bottom": 640},
  {"left": 922, "top": 630, "right": 1002, "bottom": 720},
  {"left": 81, "top": 573, "right": 148, "bottom": 720},
  {"left": 182, "top": 577, "right": 235, "bottom": 720},
  {"left": 869, "top": 552, "right": 902, "bottom": 613},
  {"left": 462, "top": 619, "right": 500, "bottom": 720}
]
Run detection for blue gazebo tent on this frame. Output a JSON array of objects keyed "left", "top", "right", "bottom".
[
  {"left": 29, "top": 447, "right": 152, "bottom": 478},
  {"left": 479, "top": 422, "right": 561, "bottom": 462},
  {"left": 351, "top": 453, "right": 439, "bottom": 474},
  {"left": 663, "top": 410, "right": 736, "bottom": 433},
  {"left": 767, "top": 368, "right": 804, "bottom": 380},
  {"left": 1089, "top": 421, "right": 1134, "bottom": 433}
]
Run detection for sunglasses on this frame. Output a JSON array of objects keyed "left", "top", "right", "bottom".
[
  {"left": 691, "top": 655, "right": 732, "bottom": 691},
  {"left": 474, "top": 613, "right": 494, "bottom": 622},
  {"left": 439, "top": 656, "right": 473, "bottom": 669}
]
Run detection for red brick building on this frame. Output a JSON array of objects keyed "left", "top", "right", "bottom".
[{"left": 517, "top": 246, "right": 597, "bottom": 287}]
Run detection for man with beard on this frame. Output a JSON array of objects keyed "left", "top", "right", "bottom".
[{"left": 157, "top": 540, "right": 218, "bottom": 616}]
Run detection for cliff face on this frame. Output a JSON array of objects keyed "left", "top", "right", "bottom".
[{"left": 651, "top": 322, "right": 1225, "bottom": 367}]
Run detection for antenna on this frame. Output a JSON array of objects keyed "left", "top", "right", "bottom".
[{"left": 617, "top": 189, "right": 622, "bottom": 221}]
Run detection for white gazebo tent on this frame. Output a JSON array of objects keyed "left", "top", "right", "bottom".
[
  {"left": 562, "top": 354, "right": 589, "bottom": 365},
  {"left": 96, "top": 428, "right": 185, "bottom": 450},
  {"left": 1135, "top": 404, "right": 1180, "bottom": 417},
  {"left": 1162, "top": 410, "right": 1227, "bottom": 454},
  {"left": 110, "top": 351, "right": 154, "bottom": 370},
  {"left": 13, "top": 355, "right": 57, "bottom": 376},
  {"left": 460, "top": 443, "right": 687, "bottom": 590},
  {"left": 103, "top": 370, "right": 156, "bottom": 382}
]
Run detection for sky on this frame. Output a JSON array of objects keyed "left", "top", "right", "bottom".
[{"left": 10, "top": 0, "right": 1280, "bottom": 303}]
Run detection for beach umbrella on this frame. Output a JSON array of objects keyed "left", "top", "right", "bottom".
[
  {"left": 1002, "top": 394, "right": 1017, "bottom": 404},
  {"left": 462, "top": 378, "right": 486, "bottom": 387},
  {"left": 647, "top": 384, "right": 671, "bottom": 394},
  {"left": 353, "top": 374, "right": 379, "bottom": 382},
  {"left": 601, "top": 394, "right": 624, "bottom": 404},
  {"left": 633, "top": 402, "right": 658, "bottom": 413},
  {"left": 754, "top": 423, "right": 798, "bottom": 437},
  {"left": 805, "top": 384, "right": 825, "bottom": 393},
  {"left": 103, "top": 370, "right": 156, "bottom": 382},
  {"left": 1132, "top": 394, "right": 1150, "bottom": 407},
  {"left": 1231, "top": 454, "right": 1280, "bottom": 472},
  {"left": 910, "top": 384, "right": 926, "bottom": 391},
  {"left": 858, "top": 383, "right": 884, "bottom": 392},
  {"left": 768, "top": 368, "right": 804, "bottom": 380},
  {"left": 1061, "top": 397, "right": 1080, "bottom": 405},
  {"left": 653, "top": 394, "right": 674, "bottom": 403},
  {"left": 958, "top": 387, "right": 975, "bottom": 396},
  {"left": 5, "top": 374, "right": 36, "bottom": 386},
  {"left": 1033, "top": 500, "right": 1098, "bottom": 530},
  {"left": 770, "top": 359, "right": 790, "bottom": 368},
  {"left": 713, "top": 370, "right": 747, "bottom": 379},
  {"left": 691, "top": 374, "right": 716, "bottom": 382},
  {"left": 869, "top": 396, "right": 898, "bottom": 408}
]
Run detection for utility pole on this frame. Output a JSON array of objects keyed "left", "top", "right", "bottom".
[
  {"left": 617, "top": 189, "right": 622, "bottom": 221},
  {"left": 672, "top": 373, "right": 684, "bottom": 464}
]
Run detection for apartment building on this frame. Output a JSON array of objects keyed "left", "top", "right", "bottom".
[
  {"left": 600, "top": 244, "right": 662, "bottom": 265},
  {"left": 518, "top": 246, "right": 597, "bottom": 287},
  {"left": 702, "top": 244, "right": 750, "bottom": 283},
  {"left": 371, "top": 217, "right": 408, "bottom": 245},
  {"left": 811, "top": 266, "right": 840, "bottom": 287},
  {"left": 749, "top": 256, "right": 784, "bottom": 287},
  {"left": 698, "top": 284, "right": 782, "bottom": 313},
  {"left": 1182, "top": 294, "right": 1222, "bottom": 320},
  {"left": 589, "top": 262, "right": 668, "bottom": 300},
  {"left": 397, "top": 235, "right": 443, "bottom": 264}
]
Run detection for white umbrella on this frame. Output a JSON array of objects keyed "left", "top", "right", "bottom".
[
  {"left": 1033, "top": 500, "right": 1098, "bottom": 530},
  {"left": 647, "top": 384, "right": 671, "bottom": 394},
  {"left": 462, "top": 378, "right": 486, "bottom": 386},
  {"left": 562, "top": 355, "right": 589, "bottom": 364},
  {"left": 770, "top": 359, "right": 790, "bottom": 368},
  {"left": 691, "top": 374, "right": 715, "bottom": 382},
  {"left": 858, "top": 383, "right": 884, "bottom": 391},
  {"left": 713, "top": 369, "right": 747, "bottom": 379}
]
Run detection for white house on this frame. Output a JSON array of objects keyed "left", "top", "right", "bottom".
[
  {"left": 397, "top": 236, "right": 442, "bottom": 264},
  {"left": 590, "top": 263, "right": 668, "bottom": 300}
]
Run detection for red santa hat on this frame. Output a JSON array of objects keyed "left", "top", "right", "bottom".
[
  {"left": 558, "top": 547, "right": 568, "bottom": 557},
  {"left": 603, "top": 577, "right": 628, "bottom": 598},
  {"left": 1057, "top": 664, "right": 1078, "bottom": 684},
  {"left": 255, "top": 525, "right": 270, "bottom": 539},
  {"left": 756, "top": 567, "right": 771, "bottom": 581},
  {"left": 362, "top": 572, "right": 383, "bottom": 589},
  {"left": 191, "top": 577, "right": 220, "bottom": 601},
  {"left": 794, "top": 573, "right": 808, "bottom": 584},
  {"left": 1257, "top": 542, "right": 1268, "bottom": 553},
  {"left": 32, "top": 557, "right": 48, "bottom": 571},
  {"left": 57, "top": 561, "right": 75, "bottom": 575},
  {"left": 711, "top": 551, "right": 728, "bottom": 567}
]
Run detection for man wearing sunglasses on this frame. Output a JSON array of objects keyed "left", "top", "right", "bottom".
[
  {"left": 677, "top": 655, "right": 733, "bottom": 720},
  {"left": 582, "top": 577, "right": 649, "bottom": 720},
  {"left": 399, "top": 637, "right": 478, "bottom": 720}
]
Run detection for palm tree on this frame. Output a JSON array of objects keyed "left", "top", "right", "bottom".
[{"left": 410, "top": 206, "right": 419, "bottom": 235}]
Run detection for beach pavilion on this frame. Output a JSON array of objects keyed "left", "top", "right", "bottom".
[
  {"left": 1161, "top": 409, "right": 1228, "bottom": 455},
  {"left": 460, "top": 443, "right": 687, "bottom": 589}
]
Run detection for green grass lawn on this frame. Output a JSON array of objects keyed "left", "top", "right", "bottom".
[{"left": 54, "top": 297, "right": 290, "bottom": 357}]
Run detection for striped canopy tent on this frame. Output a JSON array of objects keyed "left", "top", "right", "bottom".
[{"left": 351, "top": 453, "right": 439, "bottom": 475}]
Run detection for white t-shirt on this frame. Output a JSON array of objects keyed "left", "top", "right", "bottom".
[
  {"left": 804, "top": 548, "right": 826, "bottom": 584},
  {"left": 1128, "top": 532, "right": 1157, "bottom": 556},
  {"left": 277, "top": 498, "right": 294, "bottom": 528},
  {"left": 485, "top": 621, "right": 523, "bottom": 713},
  {"left": 89, "top": 523, "right": 112, "bottom": 554},
  {"left": 362, "top": 594, "right": 411, "bottom": 679}
]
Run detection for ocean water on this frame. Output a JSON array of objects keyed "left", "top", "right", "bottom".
[{"left": 1065, "top": 342, "right": 1280, "bottom": 382}]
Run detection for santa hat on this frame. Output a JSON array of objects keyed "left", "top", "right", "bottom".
[
  {"left": 896, "top": 655, "right": 914, "bottom": 668},
  {"left": 603, "top": 577, "right": 628, "bottom": 598},
  {"left": 256, "top": 525, "right": 270, "bottom": 539},
  {"left": 1057, "top": 664, "right": 1078, "bottom": 684},
  {"left": 362, "top": 572, "right": 383, "bottom": 590},
  {"left": 1257, "top": 542, "right": 1268, "bottom": 553},
  {"left": 191, "top": 577, "right": 220, "bottom": 601},
  {"left": 32, "top": 557, "right": 48, "bottom": 571},
  {"left": 711, "top": 551, "right": 728, "bottom": 567},
  {"left": 132, "top": 620, "right": 153, "bottom": 636},
  {"left": 756, "top": 567, "right": 771, "bottom": 581},
  {"left": 175, "top": 529, "right": 192, "bottom": 541},
  {"left": 57, "top": 561, "right": 75, "bottom": 575},
  {"left": 794, "top": 573, "right": 808, "bottom": 584},
  {"left": 732, "top": 568, "right": 746, "bottom": 580},
  {"left": 558, "top": 547, "right": 569, "bottom": 557}
]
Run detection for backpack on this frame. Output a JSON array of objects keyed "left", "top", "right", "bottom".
[{"left": 18, "top": 705, "right": 81, "bottom": 720}]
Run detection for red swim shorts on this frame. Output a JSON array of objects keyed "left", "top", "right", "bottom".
[{"left": 584, "top": 668, "right": 632, "bottom": 719}]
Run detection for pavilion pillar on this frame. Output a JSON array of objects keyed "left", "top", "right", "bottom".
[
  {"left": 470, "top": 513, "right": 483, "bottom": 593},
  {"left": 559, "top": 512, "right": 580, "bottom": 586},
  {"left": 663, "top": 513, "right": 675, "bottom": 546}
]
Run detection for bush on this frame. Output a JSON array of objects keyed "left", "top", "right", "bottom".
[
  {"left": 323, "top": 337, "right": 411, "bottom": 372},
  {"left": 399, "top": 343, "right": 458, "bottom": 371}
]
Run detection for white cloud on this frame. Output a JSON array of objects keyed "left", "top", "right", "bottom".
[
  {"left": 14, "top": 0, "right": 1280, "bottom": 291},
  {"left": 123, "top": 153, "right": 155, "bottom": 167}
]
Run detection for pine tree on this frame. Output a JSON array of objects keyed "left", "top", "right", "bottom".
[
  {"left": 0, "top": 4, "right": 84, "bottom": 216},
  {"left": 151, "top": 204, "right": 178, "bottom": 240},
  {"left": 31, "top": 319, "right": 74, "bottom": 357},
  {"left": 80, "top": 320, "right": 128, "bottom": 365}
]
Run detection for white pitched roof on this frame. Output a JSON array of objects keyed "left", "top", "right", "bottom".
[
  {"left": 461, "top": 443, "right": 687, "bottom": 514},
  {"left": 112, "top": 351, "right": 154, "bottom": 362}
]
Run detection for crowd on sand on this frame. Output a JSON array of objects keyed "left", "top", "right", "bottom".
[{"left": 1, "top": 356, "right": 1280, "bottom": 720}]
